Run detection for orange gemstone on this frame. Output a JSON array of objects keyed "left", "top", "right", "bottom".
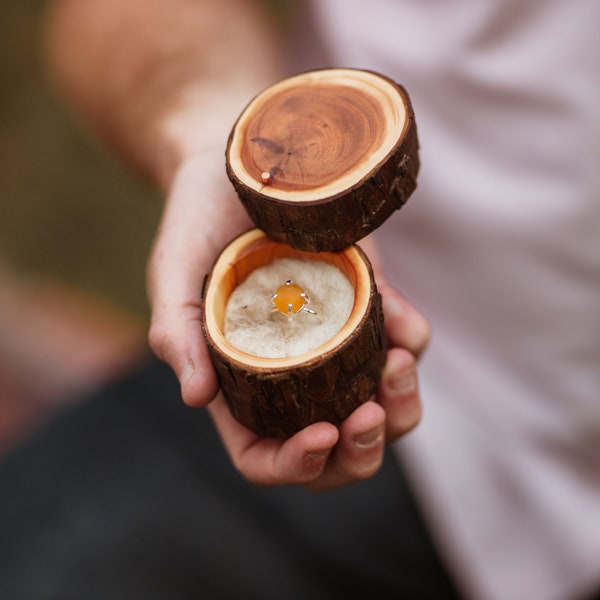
[{"left": 272, "top": 280, "right": 307, "bottom": 316}]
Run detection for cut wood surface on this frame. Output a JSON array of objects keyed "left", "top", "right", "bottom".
[
  {"left": 201, "top": 229, "right": 386, "bottom": 438},
  {"left": 226, "top": 68, "right": 419, "bottom": 252}
]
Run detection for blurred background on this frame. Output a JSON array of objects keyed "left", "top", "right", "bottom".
[{"left": 0, "top": 0, "right": 163, "bottom": 452}]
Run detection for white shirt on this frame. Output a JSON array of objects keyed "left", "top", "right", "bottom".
[{"left": 293, "top": 2, "right": 600, "bottom": 599}]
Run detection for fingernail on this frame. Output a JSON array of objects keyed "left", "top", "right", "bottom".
[
  {"left": 389, "top": 370, "right": 417, "bottom": 395},
  {"left": 354, "top": 427, "right": 384, "bottom": 449}
]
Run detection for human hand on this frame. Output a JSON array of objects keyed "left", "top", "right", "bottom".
[
  {"left": 148, "top": 154, "right": 430, "bottom": 492},
  {"left": 206, "top": 278, "right": 429, "bottom": 492}
]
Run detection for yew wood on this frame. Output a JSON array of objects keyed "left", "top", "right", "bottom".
[
  {"left": 226, "top": 68, "right": 419, "bottom": 252},
  {"left": 201, "top": 229, "right": 386, "bottom": 438}
]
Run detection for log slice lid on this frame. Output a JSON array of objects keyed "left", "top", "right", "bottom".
[{"left": 226, "top": 68, "right": 419, "bottom": 253}]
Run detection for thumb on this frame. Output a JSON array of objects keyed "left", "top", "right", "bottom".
[
  {"left": 148, "top": 301, "right": 219, "bottom": 407},
  {"left": 146, "top": 168, "right": 223, "bottom": 407}
]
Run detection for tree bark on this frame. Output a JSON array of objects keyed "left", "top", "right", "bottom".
[{"left": 201, "top": 229, "right": 386, "bottom": 438}]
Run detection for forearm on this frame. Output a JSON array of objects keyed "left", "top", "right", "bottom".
[{"left": 45, "top": 0, "right": 283, "bottom": 189}]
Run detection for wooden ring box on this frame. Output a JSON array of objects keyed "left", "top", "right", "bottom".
[{"left": 201, "top": 68, "right": 419, "bottom": 438}]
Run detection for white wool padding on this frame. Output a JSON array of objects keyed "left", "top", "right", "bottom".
[{"left": 224, "top": 257, "right": 354, "bottom": 358}]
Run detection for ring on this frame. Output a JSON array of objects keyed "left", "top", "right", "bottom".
[{"left": 271, "top": 280, "right": 318, "bottom": 321}]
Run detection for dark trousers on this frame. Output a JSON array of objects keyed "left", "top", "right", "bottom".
[{"left": 0, "top": 356, "right": 462, "bottom": 600}]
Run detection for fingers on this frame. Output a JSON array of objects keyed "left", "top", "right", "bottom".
[
  {"left": 379, "top": 282, "right": 431, "bottom": 358},
  {"left": 378, "top": 347, "right": 422, "bottom": 441},
  {"left": 307, "top": 346, "right": 422, "bottom": 491},
  {"left": 306, "top": 401, "right": 387, "bottom": 491},
  {"left": 377, "top": 284, "right": 425, "bottom": 441},
  {"left": 209, "top": 394, "right": 389, "bottom": 490},
  {"left": 305, "top": 287, "right": 425, "bottom": 490},
  {"left": 210, "top": 385, "right": 416, "bottom": 492},
  {"left": 208, "top": 394, "right": 340, "bottom": 486},
  {"left": 206, "top": 345, "right": 421, "bottom": 491}
]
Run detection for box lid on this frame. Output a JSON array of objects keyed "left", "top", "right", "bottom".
[{"left": 225, "top": 68, "right": 419, "bottom": 253}]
